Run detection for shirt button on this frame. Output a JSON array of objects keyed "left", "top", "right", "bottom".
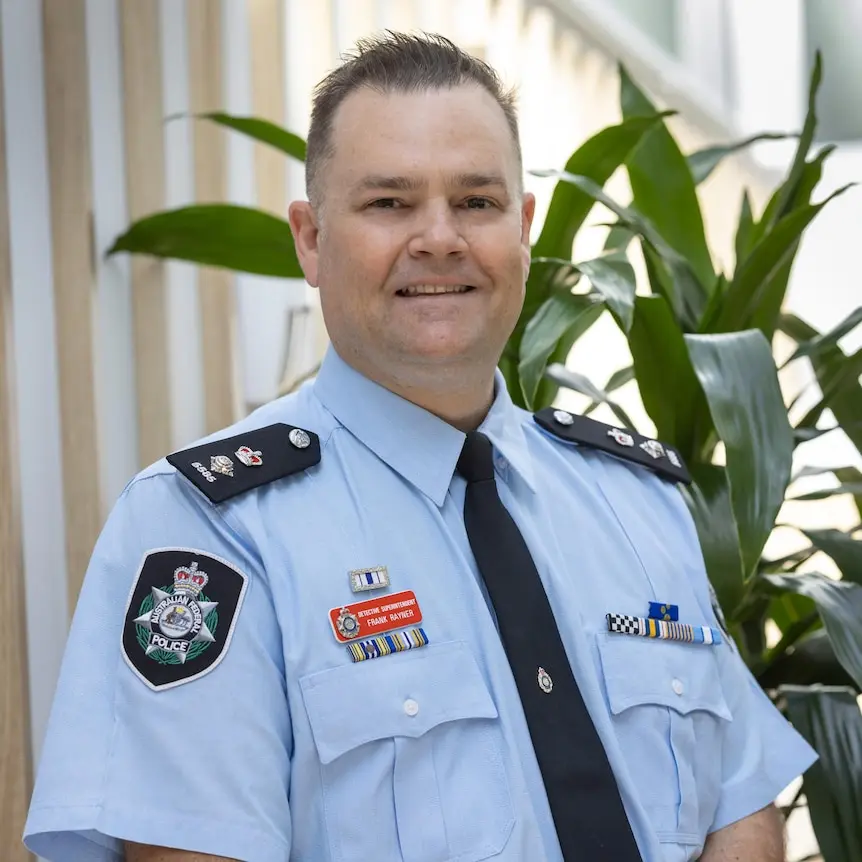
[
  {"left": 403, "top": 698, "right": 419, "bottom": 717},
  {"left": 671, "top": 678, "right": 684, "bottom": 696}
]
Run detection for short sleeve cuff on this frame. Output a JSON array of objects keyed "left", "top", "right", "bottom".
[
  {"left": 709, "top": 732, "right": 818, "bottom": 832},
  {"left": 24, "top": 804, "right": 290, "bottom": 862}
]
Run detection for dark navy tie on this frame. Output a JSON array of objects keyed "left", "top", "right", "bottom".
[{"left": 457, "top": 430, "right": 642, "bottom": 861}]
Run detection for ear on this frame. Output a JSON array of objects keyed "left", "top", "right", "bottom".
[
  {"left": 288, "top": 200, "right": 321, "bottom": 287},
  {"left": 520, "top": 192, "right": 536, "bottom": 272}
]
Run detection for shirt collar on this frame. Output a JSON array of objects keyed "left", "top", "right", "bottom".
[{"left": 312, "top": 347, "right": 536, "bottom": 506}]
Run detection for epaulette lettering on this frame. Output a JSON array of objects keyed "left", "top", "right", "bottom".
[
  {"left": 167, "top": 423, "right": 320, "bottom": 503},
  {"left": 534, "top": 408, "right": 691, "bottom": 485}
]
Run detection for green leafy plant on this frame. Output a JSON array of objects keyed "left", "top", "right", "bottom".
[{"left": 109, "top": 54, "right": 862, "bottom": 859}]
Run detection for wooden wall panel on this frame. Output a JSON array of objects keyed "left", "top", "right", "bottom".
[
  {"left": 249, "top": 0, "right": 287, "bottom": 218},
  {"left": 0, "top": 9, "right": 33, "bottom": 858},
  {"left": 41, "top": 0, "right": 101, "bottom": 605},
  {"left": 119, "top": 0, "right": 173, "bottom": 467},
  {"left": 188, "top": 0, "right": 237, "bottom": 433}
]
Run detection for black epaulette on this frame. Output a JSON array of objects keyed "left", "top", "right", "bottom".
[
  {"left": 534, "top": 407, "right": 691, "bottom": 485},
  {"left": 166, "top": 423, "right": 320, "bottom": 503}
]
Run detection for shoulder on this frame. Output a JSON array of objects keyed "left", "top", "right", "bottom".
[
  {"left": 131, "top": 386, "right": 334, "bottom": 505},
  {"left": 531, "top": 407, "right": 691, "bottom": 485}
]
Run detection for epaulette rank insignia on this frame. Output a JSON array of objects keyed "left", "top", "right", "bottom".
[
  {"left": 167, "top": 423, "right": 320, "bottom": 503},
  {"left": 534, "top": 408, "right": 691, "bottom": 485}
]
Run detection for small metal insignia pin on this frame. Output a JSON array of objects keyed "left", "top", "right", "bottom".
[
  {"left": 349, "top": 566, "right": 390, "bottom": 593},
  {"left": 553, "top": 410, "right": 574, "bottom": 426},
  {"left": 288, "top": 428, "right": 311, "bottom": 450},
  {"left": 537, "top": 667, "right": 553, "bottom": 693},
  {"left": 667, "top": 450, "right": 682, "bottom": 468},
  {"left": 640, "top": 439, "right": 665, "bottom": 460},
  {"left": 210, "top": 455, "right": 234, "bottom": 477},
  {"left": 335, "top": 607, "right": 361, "bottom": 639},
  {"left": 607, "top": 428, "right": 634, "bottom": 447},
  {"left": 235, "top": 445, "right": 263, "bottom": 467}
]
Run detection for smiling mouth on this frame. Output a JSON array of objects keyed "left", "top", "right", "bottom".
[{"left": 396, "top": 284, "right": 476, "bottom": 297}]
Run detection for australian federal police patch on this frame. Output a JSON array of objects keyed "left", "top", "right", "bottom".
[{"left": 122, "top": 548, "right": 248, "bottom": 691}]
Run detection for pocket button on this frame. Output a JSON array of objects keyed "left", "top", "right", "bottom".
[
  {"left": 671, "top": 678, "right": 684, "bottom": 696},
  {"left": 403, "top": 698, "right": 420, "bottom": 717}
]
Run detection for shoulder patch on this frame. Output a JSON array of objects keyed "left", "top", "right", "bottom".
[
  {"left": 122, "top": 548, "right": 248, "bottom": 691},
  {"left": 534, "top": 408, "right": 691, "bottom": 485},
  {"left": 167, "top": 423, "right": 320, "bottom": 503}
]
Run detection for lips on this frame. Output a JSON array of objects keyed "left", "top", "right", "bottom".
[{"left": 396, "top": 284, "right": 475, "bottom": 296}]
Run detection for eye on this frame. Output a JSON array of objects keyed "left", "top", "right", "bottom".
[
  {"left": 463, "top": 197, "right": 496, "bottom": 210},
  {"left": 367, "top": 198, "right": 402, "bottom": 209}
]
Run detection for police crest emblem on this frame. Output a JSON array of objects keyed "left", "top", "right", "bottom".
[{"left": 122, "top": 549, "right": 248, "bottom": 691}]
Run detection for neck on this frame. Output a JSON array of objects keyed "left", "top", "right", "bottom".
[
  {"left": 389, "top": 377, "right": 496, "bottom": 432},
  {"left": 337, "top": 349, "right": 497, "bottom": 432}
]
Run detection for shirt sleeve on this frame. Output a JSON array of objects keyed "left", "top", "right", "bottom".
[
  {"left": 664, "top": 483, "right": 819, "bottom": 833},
  {"left": 23, "top": 471, "right": 292, "bottom": 862},
  {"left": 710, "top": 650, "right": 818, "bottom": 832}
]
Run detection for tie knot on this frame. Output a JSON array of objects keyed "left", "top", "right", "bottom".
[{"left": 456, "top": 431, "right": 496, "bottom": 483}]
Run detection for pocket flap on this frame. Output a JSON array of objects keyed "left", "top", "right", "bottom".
[
  {"left": 597, "top": 632, "right": 732, "bottom": 720},
  {"left": 300, "top": 641, "right": 498, "bottom": 764}
]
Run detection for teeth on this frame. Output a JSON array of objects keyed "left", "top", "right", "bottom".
[{"left": 400, "top": 284, "right": 471, "bottom": 296}]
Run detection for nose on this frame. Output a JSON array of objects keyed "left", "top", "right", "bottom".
[{"left": 407, "top": 202, "right": 468, "bottom": 258}]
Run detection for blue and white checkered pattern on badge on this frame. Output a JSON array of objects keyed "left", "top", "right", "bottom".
[{"left": 607, "top": 613, "right": 722, "bottom": 645}]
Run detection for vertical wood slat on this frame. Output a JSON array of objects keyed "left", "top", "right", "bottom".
[
  {"left": 0, "top": 9, "right": 34, "bottom": 857},
  {"left": 249, "top": 0, "right": 286, "bottom": 217},
  {"left": 41, "top": 0, "right": 101, "bottom": 605},
  {"left": 119, "top": 0, "right": 173, "bottom": 467},
  {"left": 188, "top": 0, "right": 237, "bottom": 433}
]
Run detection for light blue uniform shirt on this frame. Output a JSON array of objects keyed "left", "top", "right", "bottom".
[{"left": 25, "top": 346, "right": 816, "bottom": 862}]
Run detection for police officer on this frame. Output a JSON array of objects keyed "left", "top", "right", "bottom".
[{"left": 25, "top": 32, "right": 815, "bottom": 862}]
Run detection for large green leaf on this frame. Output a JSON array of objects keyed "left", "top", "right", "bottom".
[
  {"left": 787, "top": 306, "right": 862, "bottom": 364},
  {"left": 768, "top": 52, "right": 822, "bottom": 229},
  {"left": 620, "top": 65, "right": 715, "bottom": 295},
  {"left": 518, "top": 291, "right": 604, "bottom": 409},
  {"left": 543, "top": 364, "right": 636, "bottom": 430},
  {"left": 197, "top": 112, "right": 307, "bottom": 162},
  {"left": 782, "top": 685, "right": 862, "bottom": 862},
  {"left": 681, "top": 464, "right": 746, "bottom": 618},
  {"left": 629, "top": 296, "right": 709, "bottom": 456},
  {"left": 575, "top": 252, "right": 637, "bottom": 332},
  {"left": 748, "top": 142, "right": 835, "bottom": 260},
  {"left": 835, "top": 467, "right": 862, "bottom": 522},
  {"left": 711, "top": 185, "right": 852, "bottom": 337},
  {"left": 531, "top": 114, "right": 668, "bottom": 262},
  {"left": 108, "top": 204, "right": 303, "bottom": 278},
  {"left": 758, "top": 630, "right": 854, "bottom": 689},
  {"left": 781, "top": 314, "right": 862, "bottom": 456},
  {"left": 583, "top": 366, "right": 635, "bottom": 416},
  {"left": 687, "top": 132, "right": 797, "bottom": 186},
  {"left": 686, "top": 331, "right": 793, "bottom": 579},
  {"left": 797, "top": 347, "right": 862, "bottom": 431},
  {"left": 764, "top": 573, "right": 862, "bottom": 689},
  {"left": 734, "top": 191, "right": 756, "bottom": 269},
  {"left": 789, "top": 484, "right": 862, "bottom": 503},
  {"left": 532, "top": 171, "right": 707, "bottom": 330},
  {"left": 802, "top": 530, "right": 862, "bottom": 586}
]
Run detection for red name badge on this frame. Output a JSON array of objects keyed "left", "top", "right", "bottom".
[{"left": 329, "top": 590, "right": 422, "bottom": 642}]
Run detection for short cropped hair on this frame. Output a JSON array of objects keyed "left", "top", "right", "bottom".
[{"left": 306, "top": 31, "right": 522, "bottom": 207}]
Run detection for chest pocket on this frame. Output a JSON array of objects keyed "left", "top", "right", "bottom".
[
  {"left": 597, "top": 632, "right": 732, "bottom": 850},
  {"left": 301, "top": 640, "right": 514, "bottom": 862}
]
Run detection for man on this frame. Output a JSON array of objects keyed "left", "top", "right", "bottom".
[{"left": 24, "top": 32, "right": 815, "bottom": 862}]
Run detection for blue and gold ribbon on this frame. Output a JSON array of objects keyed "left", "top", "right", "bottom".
[{"left": 347, "top": 627, "right": 429, "bottom": 662}]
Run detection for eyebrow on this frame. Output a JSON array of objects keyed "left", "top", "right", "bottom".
[{"left": 353, "top": 172, "right": 509, "bottom": 193}]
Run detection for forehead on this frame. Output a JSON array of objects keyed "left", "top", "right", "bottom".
[{"left": 326, "top": 84, "right": 520, "bottom": 185}]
